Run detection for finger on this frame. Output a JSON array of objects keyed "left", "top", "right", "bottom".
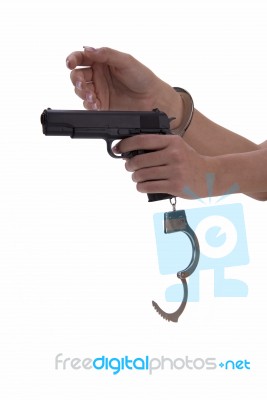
[
  {"left": 118, "top": 135, "right": 173, "bottom": 154},
  {"left": 74, "top": 82, "right": 95, "bottom": 99},
  {"left": 70, "top": 68, "right": 93, "bottom": 87},
  {"left": 132, "top": 165, "right": 170, "bottom": 183},
  {"left": 66, "top": 47, "right": 136, "bottom": 70},
  {"left": 83, "top": 98, "right": 101, "bottom": 111},
  {"left": 66, "top": 50, "right": 94, "bottom": 69},
  {"left": 88, "top": 47, "right": 137, "bottom": 69},
  {"left": 125, "top": 149, "right": 168, "bottom": 172},
  {"left": 136, "top": 180, "right": 173, "bottom": 195},
  {"left": 73, "top": 80, "right": 101, "bottom": 110}
]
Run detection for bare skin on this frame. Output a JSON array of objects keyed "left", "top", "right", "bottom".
[{"left": 66, "top": 46, "right": 267, "bottom": 201}]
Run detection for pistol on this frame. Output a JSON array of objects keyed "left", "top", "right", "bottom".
[{"left": 41, "top": 108, "right": 174, "bottom": 202}]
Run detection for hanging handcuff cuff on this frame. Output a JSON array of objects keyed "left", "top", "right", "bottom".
[{"left": 151, "top": 87, "right": 200, "bottom": 323}]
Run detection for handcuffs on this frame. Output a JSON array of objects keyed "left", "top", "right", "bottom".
[
  {"left": 152, "top": 197, "right": 200, "bottom": 322},
  {"left": 151, "top": 87, "right": 200, "bottom": 323}
]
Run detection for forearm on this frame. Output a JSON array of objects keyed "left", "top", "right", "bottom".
[
  {"left": 184, "top": 109, "right": 260, "bottom": 155},
  {"left": 206, "top": 148, "right": 267, "bottom": 200},
  {"left": 182, "top": 109, "right": 266, "bottom": 200}
]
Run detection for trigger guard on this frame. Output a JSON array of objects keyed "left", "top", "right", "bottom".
[{"left": 106, "top": 139, "right": 123, "bottom": 159}]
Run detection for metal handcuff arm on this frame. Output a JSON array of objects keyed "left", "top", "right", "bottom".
[{"left": 152, "top": 209, "right": 200, "bottom": 322}]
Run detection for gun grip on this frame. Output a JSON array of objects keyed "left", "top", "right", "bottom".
[
  {"left": 122, "top": 150, "right": 173, "bottom": 202},
  {"left": 147, "top": 193, "right": 173, "bottom": 202}
]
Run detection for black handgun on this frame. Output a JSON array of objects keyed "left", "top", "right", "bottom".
[{"left": 41, "top": 108, "right": 174, "bottom": 202}]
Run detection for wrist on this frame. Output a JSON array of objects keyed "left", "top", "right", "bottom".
[
  {"left": 153, "top": 81, "right": 184, "bottom": 128},
  {"left": 205, "top": 154, "right": 240, "bottom": 197},
  {"left": 154, "top": 83, "right": 194, "bottom": 136}
]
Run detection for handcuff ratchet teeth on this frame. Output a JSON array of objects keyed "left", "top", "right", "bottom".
[{"left": 152, "top": 198, "right": 200, "bottom": 323}]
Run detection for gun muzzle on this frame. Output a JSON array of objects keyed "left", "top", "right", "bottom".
[{"left": 41, "top": 109, "right": 74, "bottom": 136}]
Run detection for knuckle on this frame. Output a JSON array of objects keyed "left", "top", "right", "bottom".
[
  {"left": 168, "top": 147, "right": 179, "bottom": 162},
  {"left": 98, "top": 46, "right": 110, "bottom": 55},
  {"left": 131, "top": 172, "right": 136, "bottom": 182},
  {"left": 132, "top": 170, "right": 141, "bottom": 183},
  {"left": 136, "top": 182, "right": 145, "bottom": 193},
  {"left": 83, "top": 100, "right": 90, "bottom": 110},
  {"left": 168, "top": 138, "right": 183, "bottom": 162},
  {"left": 70, "top": 69, "right": 76, "bottom": 83},
  {"left": 125, "top": 161, "right": 133, "bottom": 172},
  {"left": 125, "top": 53, "right": 135, "bottom": 64}
]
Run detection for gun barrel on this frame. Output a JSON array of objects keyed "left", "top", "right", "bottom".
[{"left": 41, "top": 108, "right": 171, "bottom": 138}]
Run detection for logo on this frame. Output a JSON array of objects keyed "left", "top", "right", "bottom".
[{"left": 55, "top": 354, "right": 251, "bottom": 374}]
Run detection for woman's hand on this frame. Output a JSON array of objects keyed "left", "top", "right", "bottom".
[
  {"left": 66, "top": 47, "right": 183, "bottom": 128},
  {"left": 115, "top": 134, "right": 211, "bottom": 200}
]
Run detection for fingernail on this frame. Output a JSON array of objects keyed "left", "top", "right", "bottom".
[
  {"left": 92, "top": 102, "right": 99, "bottom": 110},
  {"left": 66, "top": 59, "right": 71, "bottom": 68},
  {"left": 85, "top": 92, "right": 94, "bottom": 103},
  {"left": 112, "top": 145, "right": 119, "bottom": 153},
  {"left": 83, "top": 46, "right": 96, "bottom": 52},
  {"left": 75, "top": 81, "right": 83, "bottom": 90}
]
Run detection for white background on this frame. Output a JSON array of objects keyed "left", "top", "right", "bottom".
[{"left": 0, "top": 0, "right": 266, "bottom": 398}]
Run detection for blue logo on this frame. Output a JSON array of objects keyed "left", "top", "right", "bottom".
[
  {"left": 153, "top": 202, "right": 249, "bottom": 302},
  {"left": 218, "top": 360, "right": 250, "bottom": 370}
]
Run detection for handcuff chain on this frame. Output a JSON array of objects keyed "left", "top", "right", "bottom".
[{"left": 170, "top": 197, "right": 177, "bottom": 211}]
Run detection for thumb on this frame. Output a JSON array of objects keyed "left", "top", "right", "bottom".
[
  {"left": 85, "top": 46, "right": 133, "bottom": 66},
  {"left": 66, "top": 46, "right": 133, "bottom": 70}
]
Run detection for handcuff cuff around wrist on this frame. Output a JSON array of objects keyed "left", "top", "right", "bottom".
[
  {"left": 171, "top": 87, "right": 194, "bottom": 137},
  {"left": 151, "top": 87, "right": 200, "bottom": 323}
]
